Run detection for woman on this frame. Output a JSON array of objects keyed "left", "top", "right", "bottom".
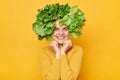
[
  {"left": 39, "top": 19, "right": 83, "bottom": 80},
  {"left": 32, "top": 3, "right": 85, "bottom": 80}
]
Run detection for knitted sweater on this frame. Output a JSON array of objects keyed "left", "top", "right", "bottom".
[{"left": 39, "top": 44, "right": 83, "bottom": 80}]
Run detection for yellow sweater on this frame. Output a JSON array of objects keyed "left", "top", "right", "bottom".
[{"left": 39, "top": 44, "right": 83, "bottom": 80}]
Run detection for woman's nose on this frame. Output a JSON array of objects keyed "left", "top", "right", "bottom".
[{"left": 59, "top": 29, "right": 63, "bottom": 35}]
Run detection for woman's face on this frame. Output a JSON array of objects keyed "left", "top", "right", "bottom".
[{"left": 52, "top": 19, "right": 69, "bottom": 44}]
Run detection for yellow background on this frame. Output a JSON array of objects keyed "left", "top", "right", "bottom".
[{"left": 0, "top": 0, "right": 120, "bottom": 80}]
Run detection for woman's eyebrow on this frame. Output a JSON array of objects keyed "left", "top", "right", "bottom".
[
  {"left": 55, "top": 27, "right": 59, "bottom": 29},
  {"left": 63, "top": 27, "right": 68, "bottom": 29}
]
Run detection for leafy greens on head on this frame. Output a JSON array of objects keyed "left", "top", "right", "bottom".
[{"left": 32, "top": 3, "right": 86, "bottom": 41}]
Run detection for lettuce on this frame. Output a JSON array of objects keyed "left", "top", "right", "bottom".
[{"left": 32, "top": 3, "right": 85, "bottom": 41}]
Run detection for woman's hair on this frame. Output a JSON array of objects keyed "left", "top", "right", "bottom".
[{"left": 32, "top": 3, "right": 86, "bottom": 41}]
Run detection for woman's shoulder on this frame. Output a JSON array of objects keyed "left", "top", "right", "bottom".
[
  {"left": 67, "top": 44, "right": 83, "bottom": 59},
  {"left": 72, "top": 44, "right": 83, "bottom": 54},
  {"left": 40, "top": 46, "right": 51, "bottom": 51},
  {"left": 72, "top": 44, "right": 83, "bottom": 51},
  {"left": 67, "top": 43, "right": 83, "bottom": 55},
  {"left": 39, "top": 46, "right": 53, "bottom": 55}
]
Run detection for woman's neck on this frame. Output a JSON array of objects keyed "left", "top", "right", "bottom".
[{"left": 58, "top": 44, "right": 63, "bottom": 49}]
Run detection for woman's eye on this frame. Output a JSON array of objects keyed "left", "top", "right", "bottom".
[
  {"left": 63, "top": 28, "right": 68, "bottom": 31},
  {"left": 55, "top": 28, "right": 59, "bottom": 31}
]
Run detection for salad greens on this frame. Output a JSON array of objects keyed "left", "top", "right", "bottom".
[{"left": 32, "top": 3, "right": 86, "bottom": 41}]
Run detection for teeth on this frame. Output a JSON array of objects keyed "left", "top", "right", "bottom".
[{"left": 58, "top": 37, "right": 64, "bottom": 39}]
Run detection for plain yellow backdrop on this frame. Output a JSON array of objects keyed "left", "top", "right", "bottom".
[{"left": 0, "top": 0, "right": 120, "bottom": 80}]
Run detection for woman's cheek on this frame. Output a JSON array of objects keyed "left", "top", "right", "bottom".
[{"left": 54, "top": 31, "right": 58, "bottom": 35}]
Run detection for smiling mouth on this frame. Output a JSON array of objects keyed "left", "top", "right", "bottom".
[{"left": 57, "top": 36, "right": 65, "bottom": 39}]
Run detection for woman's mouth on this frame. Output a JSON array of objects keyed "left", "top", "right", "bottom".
[{"left": 57, "top": 36, "right": 65, "bottom": 39}]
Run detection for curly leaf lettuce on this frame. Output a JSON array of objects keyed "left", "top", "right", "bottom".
[{"left": 32, "top": 3, "right": 85, "bottom": 41}]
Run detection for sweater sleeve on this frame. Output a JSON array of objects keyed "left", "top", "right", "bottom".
[
  {"left": 61, "top": 47, "right": 83, "bottom": 80},
  {"left": 39, "top": 48, "right": 60, "bottom": 80}
]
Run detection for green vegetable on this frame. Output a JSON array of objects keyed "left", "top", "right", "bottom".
[{"left": 32, "top": 3, "right": 86, "bottom": 41}]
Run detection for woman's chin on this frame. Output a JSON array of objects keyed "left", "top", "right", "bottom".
[{"left": 58, "top": 40, "right": 64, "bottom": 45}]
